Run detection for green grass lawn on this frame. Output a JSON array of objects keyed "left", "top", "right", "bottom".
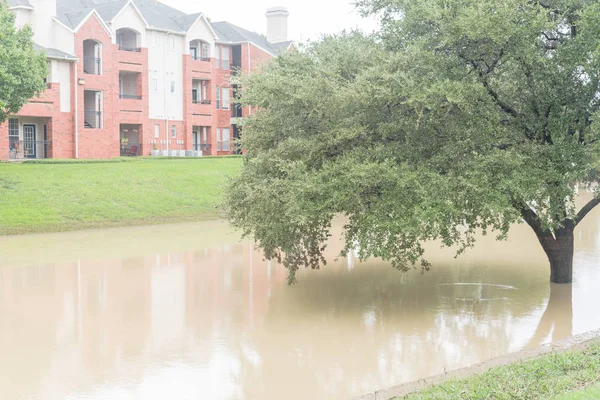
[
  {"left": 398, "top": 340, "right": 600, "bottom": 400},
  {"left": 555, "top": 383, "right": 600, "bottom": 399},
  {"left": 0, "top": 157, "right": 242, "bottom": 235}
]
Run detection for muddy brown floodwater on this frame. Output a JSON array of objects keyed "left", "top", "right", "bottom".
[{"left": 1, "top": 201, "right": 600, "bottom": 400}]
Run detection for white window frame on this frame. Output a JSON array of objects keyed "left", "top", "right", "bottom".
[
  {"left": 9, "top": 118, "right": 19, "bottom": 150},
  {"left": 154, "top": 124, "right": 160, "bottom": 138},
  {"left": 222, "top": 88, "right": 230, "bottom": 110},
  {"left": 221, "top": 46, "right": 230, "bottom": 70},
  {"left": 216, "top": 128, "right": 221, "bottom": 151},
  {"left": 222, "top": 127, "right": 231, "bottom": 151}
]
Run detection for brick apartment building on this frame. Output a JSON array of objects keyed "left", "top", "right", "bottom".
[{"left": 1, "top": 0, "right": 293, "bottom": 160}]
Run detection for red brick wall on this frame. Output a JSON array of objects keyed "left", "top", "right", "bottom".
[
  {"left": 75, "top": 14, "right": 119, "bottom": 159},
  {"left": 0, "top": 15, "right": 278, "bottom": 160}
]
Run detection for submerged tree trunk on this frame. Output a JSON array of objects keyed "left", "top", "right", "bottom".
[
  {"left": 538, "top": 230, "right": 574, "bottom": 284},
  {"left": 518, "top": 197, "right": 600, "bottom": 284}
]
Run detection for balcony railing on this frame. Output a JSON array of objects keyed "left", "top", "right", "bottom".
[
  {"left": 9, "top": 140, "right": 52, "bottom": 160},
  {"left": 120, "top": 143, "right": 141, "bottom": 156},
  {"left": 192, "top": 55, "right": 211, "bottom": 62},
  {"left": 193, "top": 143, "right": 211, "bottom": 153},
  {"left": 192, "top": 99, "right": 211, "bottom": 105},
  {"left": 84, "top": 111, "right": 102, "bottom": 129},
  {"left": 119, "top": 45, "right": 141, "bottom": 52},
  {"left": 120, "top": 94, "right": 142, "bottom": 100},
  {"left": 216, "top": 141, "right": 231, "bottom": 152},
  {"left": 83, "top": 57, "right": 101, "bottom": 75}
]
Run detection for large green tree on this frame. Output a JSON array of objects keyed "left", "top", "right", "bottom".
[
  {"left": 227, "top": 0, "right": 600, "bottom": 284},
  {"left": 0, "top": 0, "right": 47, "bottom": 123}
]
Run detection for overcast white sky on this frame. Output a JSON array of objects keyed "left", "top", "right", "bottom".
[{"left": 160, "top": 0, "right": 380, "bottom": 42}]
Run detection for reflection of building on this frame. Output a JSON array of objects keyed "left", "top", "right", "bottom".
[{"left": 1, "top": 209, "right": 600, "bottom": 399}]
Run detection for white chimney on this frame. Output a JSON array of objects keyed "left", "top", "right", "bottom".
[
  {"left": 266, "top": 6, "right": 289, "bottom": 43},
  {"left": 30, "top": 0, "right": 57, "bottom": 48}
]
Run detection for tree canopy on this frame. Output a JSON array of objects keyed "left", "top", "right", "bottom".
[
  {"left": 226, "top": 0, "right": 600, "bottom": 284},
  {"left": 0, "top": 0, "right": 48, "bottom": 123}
]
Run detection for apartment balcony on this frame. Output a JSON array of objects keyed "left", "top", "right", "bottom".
[
  {"left": 21, "top": 83, "right": 59, "bottom": 116},
  {"left": 193, "top": 143, "right": 212, "bottom": 154},
  {"left": 117, "top": 29, "right": 145, "bottom": 67},
  {"left": 119, "top": 71, "right": 143, "bottom": 113},
  {"left": 83, "top": 39, "right": 102, "bottom": 75},
  {"left": 120, "top": 94, "right": 142, "bottom": 100},
  {"left": 9, "top": 140, "right": 52, "bottom": 160},
  {"left": 188, "top": 44, "right": 212, "bottom": 75}
]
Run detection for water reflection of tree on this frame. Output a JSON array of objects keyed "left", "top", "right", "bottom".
[
  {"left": 256, "top": 261, "right": 550, "bottom": 399},
  {"left": 527, "top": 284, "right": 573, "bottom": 348}
]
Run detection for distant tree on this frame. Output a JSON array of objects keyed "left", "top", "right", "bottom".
[
  {"left": 0, "top": 0, "right": 47, "bottom": 123},
  {"left": 227, "top": 0, "right": 600, "bottom": 284}
]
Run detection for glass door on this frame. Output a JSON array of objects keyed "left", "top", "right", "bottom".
[
  {"left": 23, "top": 124, "right": 36, "bottom": 159},
  {"left": 193, "top": 129, "right": 200, "bottom": 151}
]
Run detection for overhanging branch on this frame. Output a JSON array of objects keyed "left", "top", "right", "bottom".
[{"left": 575, "top": 197, "right": 600, "bottom": 226}]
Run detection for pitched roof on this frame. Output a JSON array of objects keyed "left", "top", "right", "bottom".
[
  {"left": 211, "top": 21, "right": 293, "bottom": 55},
  {"left": 55, "top": 0, "right": 199, "bottom": 33},
  {"left": 34, "top": 43, "right": 77, "bottom": 61},
  {"left": 14, "top": 0, "right": 293, "bottom": 53},
  {"left": 7, "top": 0, "right": 33, "bottom": 8}
]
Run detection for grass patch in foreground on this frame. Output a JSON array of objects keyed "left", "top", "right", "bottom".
[
  {"left": 399, "top": 341, "right": 600, "bottom": 400},
  {"left": 0, "top": 157, "right": 242, "bottom": 235},
  {"left": 555, "top": 383, "right": 600, "bottom": 399}
]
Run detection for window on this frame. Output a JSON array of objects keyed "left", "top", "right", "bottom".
[
  {"left": 154, "top": 124, "right": 160, "bottom": 138},
  {"left": 216, "top": 87, "right": 221, "bottom": 109},
  {"left": 152, "top": 78, "right": 158, "bottom": 93},
  {"left": 171, "top": 125, "right": 176, "bottom": 138},
  {"left": 216, "top": 128, "right": 221, "bottom": 150},
  {"left": 152, "top": 31, "right": 157, "bottom": 47},
  {"left": 192, "top": 89, "right": 198, "bottom": 102},
  {"left": 44, "top": 61, "right": 51, "bottom": 84},
  {"left": 170, "top": 81, "right": 175, "bottom": 94},
  {"left": 222, "top": 88, "right": 230, "bottom": 110},
  {"left": 190, "top": 47, "right": 198, "bottom": 59},
  {"left": 170, "top": 35, "right": 175, "bottom": 50},
  {"left": 222, "top": 128, "right": 231, "bottom": 151},
  {"left": 202, "top": 43, "right": 209, "bottom": 59},
  {"left": 215, "top": 45, "right": 220, "bottom": 68},
  {"left": 8, "top": 119, "right": 19, "bottom": 150},
  {"left": 202, "top": 126, "right": 207, "bottom": 143},
  {"left": 221, "top": 46, "right": 230, "bottom": 70}
]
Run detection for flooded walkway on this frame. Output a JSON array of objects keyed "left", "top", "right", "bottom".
[{"left": 0, "top": 212, "right": 599, "bottom": 399}]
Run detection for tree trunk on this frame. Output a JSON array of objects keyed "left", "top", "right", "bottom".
[{"left": 537, "top": 230, "right": 574, "bottom": 284}]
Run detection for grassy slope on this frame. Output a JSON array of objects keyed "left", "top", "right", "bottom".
[
  {"left": 0, "top": 158, "right": 242, "bottom": 235},
  {"left": 556, "top": 384, "right": 600, "bottom": 399},
  {"left": 399, "top": 341, "right": 600, "bottom": 400}
]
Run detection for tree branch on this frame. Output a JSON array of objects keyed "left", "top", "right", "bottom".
[
  {"left": 575, "top": 197, "right": 600, "bottom": 226},
  {"left": 509, "top": 196, "right": 552, "bottom": 238}
]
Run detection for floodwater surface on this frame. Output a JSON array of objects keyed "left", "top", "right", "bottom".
[{"left": 1, "top": 207, "right": 600, "bottom": 399}]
